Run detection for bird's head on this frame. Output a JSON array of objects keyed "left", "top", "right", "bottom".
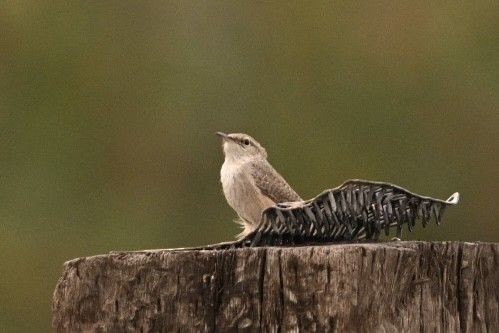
[{"left": 216, "top": 132, "right": 267, "bottom": 162}]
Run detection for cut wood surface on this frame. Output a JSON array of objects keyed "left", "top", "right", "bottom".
[{"left": 52, "top": 241, "right": 499, "bottom": 332}]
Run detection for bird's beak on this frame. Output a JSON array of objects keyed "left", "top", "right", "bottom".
[{"left": 216, "top": 132, "right": 228, "bottom": 139}]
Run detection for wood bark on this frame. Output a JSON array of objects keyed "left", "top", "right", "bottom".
[{"left": 52, "top": 241, "right": 499, "bottom": 333}]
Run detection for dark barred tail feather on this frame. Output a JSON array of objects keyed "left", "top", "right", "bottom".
[{"left": 237, "top": 179, "right": 459, "bottom": 248}]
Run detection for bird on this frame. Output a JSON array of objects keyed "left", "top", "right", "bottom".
[
  {"left": 216, "top": 132, "right": 459, "bottom": 247},
  {"left": 216, "top": 132, "right": 302, "bottom": 239}
]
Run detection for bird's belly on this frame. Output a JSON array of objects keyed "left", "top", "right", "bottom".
[{"left": 220, "top": 162, "right": 273, "bottom": 225}]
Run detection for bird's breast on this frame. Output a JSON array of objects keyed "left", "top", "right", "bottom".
[
  {"left": 220, "top": 160, "right": 273, "bottom": 225},
  {"left": 220, "top": 161, "right": 251, "bottom": 205}
]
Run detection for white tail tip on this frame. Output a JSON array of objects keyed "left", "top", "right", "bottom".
[{"left": 446, "top": 192, "right": 460, "bottom": 204}]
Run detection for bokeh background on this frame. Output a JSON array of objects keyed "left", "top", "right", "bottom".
[{"left": 1, "top": 1, "right": 498, "bottom": 331}]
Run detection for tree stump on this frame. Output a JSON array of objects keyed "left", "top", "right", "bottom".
[{"left": 52, "top": 241, "right": 499, "bottom": 332}]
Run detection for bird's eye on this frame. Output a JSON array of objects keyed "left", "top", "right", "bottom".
[{"left": 242, "top": 138, "right": 251, "bottom": 146}]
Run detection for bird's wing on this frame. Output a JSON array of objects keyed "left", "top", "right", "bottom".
[
  {"left": 239, "top": 179, "right": 459, "bottom": 247},
  {"left": 251, "top": 160, "right": 302, "bottom": 203}
]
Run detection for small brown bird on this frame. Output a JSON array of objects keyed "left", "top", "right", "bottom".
[
  {"left": 216, "top": 132, "right": 459, "bottom": 247},
  {"left": 216, "top": 132, "right": 302, "bottom": 238}
]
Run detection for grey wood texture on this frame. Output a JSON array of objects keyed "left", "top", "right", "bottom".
[{"left": 53, "top": 242, "right": 499, "bottom": 332}]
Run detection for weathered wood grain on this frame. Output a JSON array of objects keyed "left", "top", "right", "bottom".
[{"left": 52, "top": 242, "right": 499, "bottom": 332}]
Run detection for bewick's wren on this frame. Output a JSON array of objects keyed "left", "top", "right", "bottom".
[{"left": 216, "top": 132, "right": 302, "bottom": 238}]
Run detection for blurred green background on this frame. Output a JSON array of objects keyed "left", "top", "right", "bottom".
[{"left": 1, "top": 1, "right": 498, "bottom": 331}]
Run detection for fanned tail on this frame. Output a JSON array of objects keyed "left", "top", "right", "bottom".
[{"left": 237, "top": 179, "right": 459, "bottom": 247}]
